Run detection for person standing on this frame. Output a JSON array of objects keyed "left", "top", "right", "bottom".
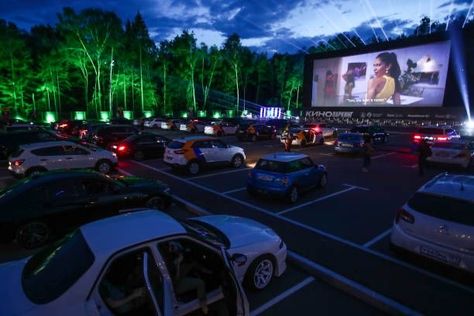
[
  {"left": 282, "top": 124, "right": 293, "bottom": 152},
  {"left": 417, "top": 139, "right": 432, "bottom": 176},
  {"left": 361, "top": 136, "right": 374, "bottom": 172}
]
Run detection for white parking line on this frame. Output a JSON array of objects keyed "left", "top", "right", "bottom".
[
  {"left": 129, "top": 160, "right": 474, "bottom": 295},
  {"left": 342, "top": 183, "right": 370, "bottom": 191},
  {"left": 222, "top": 187, "right": 247, "bottom": 194},
  {"left": 278, "top": 186, "right": 358, "bottom": 215},
  {"left": 188, "top": 167, "right": 250, "bottom": 180},
  {"left": 250, "top": 277, "right": 315, "bottom": 316},
  {"left": 117, "top": 168, "right": 134, "bottom": 176},
  {"left": 403, "top": 164, "right": 418, "bottom": 169},
  {"left": 372, "top": 152, "right": 396, "bottom": 160},
  {"left": 363, "top": 229, "right": 392, "bottom": 248}
]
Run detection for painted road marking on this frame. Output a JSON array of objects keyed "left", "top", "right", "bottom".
[
  {"left": 188, "top": 167, "right": 250, "bottom": 180},
  {"left": 222, "top": 187, "right": 247, "bottom": 194},
  {"left": 372, "top": 152, "right": 396, "bottom": 160},
  {"left": 363, "top": 228, "right": 392, "bottom": 248},
  {"left": 250, "top": 277, "right": 315, "bottom": 316},
  {"left": 129, "top": 160, "right": 474, "bottom": 295},
  {"left": 278, "top": 186, "right": 358, "bottom": 215},
  {"left": 342, "top": 183, "right": 370, "bottom": 191}
]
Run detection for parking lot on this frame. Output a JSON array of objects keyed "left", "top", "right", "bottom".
[{"left": 1, "top": 128, "right": 473, "bottom": 315}]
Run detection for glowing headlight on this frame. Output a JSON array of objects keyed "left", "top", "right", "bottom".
[{"left": 465, "top": 120, "right": 474, "bottom": 130}]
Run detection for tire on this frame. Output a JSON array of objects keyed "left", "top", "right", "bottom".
[
  {"left": 187, "top": 160, "right": 200, "bottom": 175},
  {"left": 146, "top": 196, "right": 167, "bottom": 210},
  {"left": 96, "top": 160, "right": 113, "bottom": 174},
  {"left": 231, "top": 154, "right": 244, "bottom": 168},
  {"left": 244, "top": 255, "right": 275, "bottom": 291},
  {"left": 26, "top": 167, "right": 47, "bottom": 178},
  {"left": 319, "top": 136, "right": 325, "bottom": 145},
  {"left": 16, "top": 221, "right": 51, "bottom": 249},
  {"left": 133, "top": 150, "right": 145, "bottom": 161},
  {"left": 318, "top": 173, "right": 328, "bottom": 188},
  {"left": 287, "top": 186, "right": 299, "bottom": 203}
]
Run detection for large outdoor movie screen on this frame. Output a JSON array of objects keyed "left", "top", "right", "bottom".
[{"left": 311, "top": 41, "right": 451, "bottom": 107}]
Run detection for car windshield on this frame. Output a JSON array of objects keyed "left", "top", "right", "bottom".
[
  {"left": 338, "top": 134, "right": 362, "bottom": 141},
  {"left": 180, "top": 219, "right": 229, "bottom": 247},
  {"left": 22, "top": 231, "right": 95, "bottom": 304},
  {"left": 255, "top": 159, "right": 288, "bottom": 173},
  {"left": 167, "top": 141, "right": 184, "bottom": 149}
]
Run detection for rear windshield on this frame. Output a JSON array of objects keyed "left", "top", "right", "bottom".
[
  {"left": 418, "top": 128, "right": 444, "bottom": 135},
  {"left": 432, "top": 142, "right": 466, "bottom": 150},
  {"left": 167, "top": 141, "right": 184, "bottom": 149},
  {"left": 255, "top": 159, "right": 288, "bottom": 173},
  {"left": 338, "top": 134, "right": 363, "bottom": 141},
  {"left": 22, "top": 231, "right": 95, "bottom": 304},
  {"left": 10, "top": 149, "right": 24, "bottom": 158},
  {"left": 408, "top": 192, "right": 474, "bottom": 226}
]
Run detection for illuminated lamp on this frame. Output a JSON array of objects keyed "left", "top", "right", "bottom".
[
  {"left": 198, "top": 111, "right": 206, "bottom": 118},
  {"left": 181, "top": 112, "right": 188, "bottom": 118},
  {"left": 100, "top": 111, "right": 110, "bottom": 122},
  {"left": 465, "top": 120, "right": 474, "bottom": 129},
  {"left": 74, "top": 111, "right": 86, "bottom": 120},
  {"left": 286, "top": 110, "right": 292, "bottom": 117},
  {"left": 123, "top": 111, "right": 133, "bottom": 120},
  {"left": 44, "top": 111, "right": 57, "bottom": 123},
  {"left": 226, "top": 110, "right": 234, "bottom": 118},
  {"left": 143, "top": 111, "right": 153, "bottom": 118},
  {"left": 241, "top": 110, "right": 248, "bottom": 118},
  {"left": 212, "top": 111, "right": 221, "bottom": 119}
]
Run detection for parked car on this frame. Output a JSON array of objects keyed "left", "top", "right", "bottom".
[
  {"left": 164, "top": 136, "right": 246, "bottom": 175},
  {"left": 334, "top": 132, "right": 365, "bottom": 154},
  {"left": 55, "top": 119, "right": 87, "bottom": 137},
  {"left": 236, "top": 123, "right": 276, "bottom": 142},
  {"left": 302, "top": 122, "right": 337, "bottom": 139},
  {"left": 161, "top": 119, "right": 183, "bottom": 130},
  {"left": 111, "top": 133, "right": 170, "bottom": 160},
  {"left": 110, "top": 117, "right": 134, "bottom": 125},
  {"left": 204, "top": 119, "right": 242, "bottom": 136},
  {"left": 280, "top": 126, "right": 324, "bottom": 147},
  {"left": 0, "top": 210, "right": 249, "bottom": 315},
  {"left": 247, "top": 152, "right": 327, "bottom": 203},
  {"left": 0, "top": 171, "right": 172, "bottom": 248},
  {"left": 8, "top": 140, "right": 118, "bottom": 177},
  {"left": 350, "top": 125, "right": 388, "bottom": 143},
  {"left": 0, "top": 129, "right": 65, "bottom": 160},
  {"left": 427, "top": 141, "right": 474, "bottom": 169},
  {"left": 88, "top": 124, "right": 139, "bottom": 148},
  {"left": 412, "top": 126, "right": 461, "bottom": 145},
  {"left": 184, "top": 214, "right": 287, "bottom": 290},
  {"left": 144, "top": 117, "right": 167, "bottom": 128},
  {"left": 390, "top": 173, "right": 474, "bottom": 273}
]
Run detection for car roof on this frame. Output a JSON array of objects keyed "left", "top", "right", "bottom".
[
  {"left": 261, "top": 152, "right": 308, "bottom": 162},
  {"left": 172, "top": 135, "right": 216, "bottom": 143},
  {"left": 420, "top": 173, "right": 474, "bottom": 202},
  {"left": 81, "top": 210, "right": 186, "bottom": 254},
  {"left": 20, "top": 140, "right": 77, "bottom": 149}
]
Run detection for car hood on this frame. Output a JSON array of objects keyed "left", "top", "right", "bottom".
[
  {"left": 193, "top": 215, "right": 279, "bottom": 248},
  {"left": 0, "top": 258, "right": 37, "bottom": 316},
  {"left": 118, "top": 176, "right": 169, "bottom": 191}
]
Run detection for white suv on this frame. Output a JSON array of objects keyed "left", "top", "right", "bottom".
[
  {"left": 8, "top": 140, "right": 118, "bottom": 177},
  {"left": 164, "top": 136, "right": 246, "bottom": 175},
  {"left": 390, "top": 173, "right": 474, "bottom": 272}
]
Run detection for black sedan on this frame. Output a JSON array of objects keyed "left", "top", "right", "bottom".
[
  {"left": 0, "top": 170, "right": 172, "bottom": 249},
  {"left": 350, "top": 125, "right": 388, "bottom": 143},
  {"left": 111, "top": 133, "right": 170, "bottom": 160}
]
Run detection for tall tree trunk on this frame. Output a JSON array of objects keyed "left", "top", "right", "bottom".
[
  {"left": 56, "top": 71, "right": 61, "bottom": 117},
  {"left": 162, "top": 64, "right": 167, "bottom": 115},
  {"left": 234, "top": 64, "right": 239, "bottom": 112},
  {"left": 131, "top": 71, "right": 135, "bottom": 113},
  {"left": 109, "top": 47, "right": 114, "bottom": 117},
  {"left": 123, "top": 75, "right": 127, "bottom": 111},
  {"left": 140, "top": 48, "right": 144, "bottom": 113}
]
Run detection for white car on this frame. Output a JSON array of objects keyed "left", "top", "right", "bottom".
[
  {"left": 204, "top": 121, "right": 240, "bottom": 136},
  {"left": 0, "top": 210, "right": 249, "bottom": 316},
  {"left": 186, "top": 215, "right": 287, "bottom": 290},
  {"left": 390, "top": 173, "right": 474, "bottom": 273},
  {"left": 427, "top": 141, "right": 474, "bottom": 169},
  {"left": 144, "top": 117, "right": 167, "bottom": 128},
  {"left": 164, "top": 136, "right": 246, "bottom": 175},
  {"left": 8, "top": 140, "right": 117, "bottom": 177}
]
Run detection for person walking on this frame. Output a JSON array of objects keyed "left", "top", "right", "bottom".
[
  {"left": 417, "top": 139, "right": 432, "bottom": 176},
  {"left": 361, "top": 136, "right": 374, "bottom": 172},
  {"left": 282, "top": 124, "right": 293, "bottom": 152}
]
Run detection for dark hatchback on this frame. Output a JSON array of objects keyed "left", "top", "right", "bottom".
[
  {"left": 236, "top": 123, "right": 276, "bottom": 141},
  {"left": 111, "top": 133, "right": 170, "bottom": 160},
  {"left": 88, "top": 124, "right": 139, "bottom": 148},
  {"left": 350, "top": 125, "right": 388, "bottom": 143},
  {"left": 0, "top": 170, "right": 172, "bottom": 249}
]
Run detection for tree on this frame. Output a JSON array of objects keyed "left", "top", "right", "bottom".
[{"left": 222, "top": 33, "right": 243, "bottom": 112}]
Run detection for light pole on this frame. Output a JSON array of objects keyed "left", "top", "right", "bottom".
[{"left": 109, "top": 47, "right": 115, "bottom": 118}]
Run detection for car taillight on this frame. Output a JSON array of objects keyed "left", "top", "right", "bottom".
[
  {"left": 413, "top": 135, "right": 421, "bottom": 141},
  {"left": 118, "top": 145, "right": 127, "bottom": 152},
  {"left": 59, "top": 123, "right": 68, "bottom": 128},
  {"left": 436, "top": 136, "right": 447, "bottom": 141},
  {"left": 395, "top": 208, "right": 415, "bottom": 224},
  {"left": 313, "top": 127, "right": 320, "bottom": 133},
  {"left": 12, "top": 159, "right": 25, "bottom": 167}
]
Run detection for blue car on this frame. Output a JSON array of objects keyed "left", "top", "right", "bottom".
[
  {"left": 247, "top": 152, "right": 327, "bottom": 203},
  {"left": 334, "top": 132, "right": 365, "bottom": 154}
]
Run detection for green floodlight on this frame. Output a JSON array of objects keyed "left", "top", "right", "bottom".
[
  {"left": 15, "top": 115, "right": 27, "bottom": 121},
  {"left": 181, "top": 112, "right": 188, "bottom": 118},
  {"left": 44, "top": 111, "right": 57, "bottom": 123},
  {"left": 212, "top": 111, "right": 221, "bottom": 119},
  {"left": 123, "top": 111, "right": 133, "bottom": 120},
  {"left": 240, "top": 110, "right": 248, "bottom": 117},
  {"left": 286, "top": 110, "right": 292, "bottom": 117},
  {"left": 100, "top": 111, "right": 110, "bottom": 122},
  {"left": 143, "top": 111, "right": 153, "bottom": 118},
  {"left": 226, "top": 110, "right": 234, "bottom": 118},
  {"left": 74, "top": 111, "right": 86, "bottom": 120},
  {"left": 198, "top": 110, "right": 206, "bottom": 118},
  {"left": 165, "top": 112, "right": 172, "bottom": 118}
]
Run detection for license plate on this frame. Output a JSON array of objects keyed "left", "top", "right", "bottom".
[
  {"left": 341, "top": 143, "right": 353, "bottom": 148},
  {"left": 419, "top": 246, "right": 460, "bottom": 265},
  {"left": 257, "top": 174, "right": 274, "bottom": 181}
]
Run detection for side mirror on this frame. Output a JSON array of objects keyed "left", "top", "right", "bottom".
[{"left": 231, "top": 253, "right": 247, "bottom": 267}]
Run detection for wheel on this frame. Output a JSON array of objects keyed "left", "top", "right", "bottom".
[
  {"left": 287, "top": 186, "right": 299, "bottom": 203},
  {"left": 96, "top": 160, "right": 112, "bottom": 174},
  {"left": 244, "top": 255, "right": 274, "bottom": 291},
  {"left": 187, "top": 161, "right": 200, "bottom": 175},
  {"left": 146, "top": 196, "right": 166, "bottom": 210},
  {"left": 231, "top": 154, "right": 244, "bottom": 168},
  {"left": 318, "top": 173, "right": 328, "bottom": 188},
  {"left": 26, "top": 167, "right": 47, "bottom": 177},
  {"left": 133, "top": 150, "right": 145, "bottom": 160},
  {"left": 319, "top": 136, "right": 325, "bottom": 145},
  {"left": 16, "top": 221, "right": 51, "bottom": 249}
]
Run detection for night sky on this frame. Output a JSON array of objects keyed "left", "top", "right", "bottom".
[{"left": 1, "top": 0, "right": 473, "bottom": 53}]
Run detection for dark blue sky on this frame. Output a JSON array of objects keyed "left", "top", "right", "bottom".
[{"left": 1, "top": 0, "right": 473, "bottom": 53}]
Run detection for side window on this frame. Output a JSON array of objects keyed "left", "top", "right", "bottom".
[
  {"left": 300, "top": 157, "right": 314, "bottom": 168},
  {"left": 31, "top": 146, "right": 65, "bottom": 156},
  {"left": 287, "top": 160, "right": 304, "bottom": 172},
  {"left": 212, "top": 140, "right": 227, "bottom": 148},
  {"left": 46, "top": 181, "right": 82, "bottom": 202},
  {"left": 73, "top": 146, "right": 89, "bottom": 155},
  {"left": 98, "top": 249, "right": 158, "bottom": 315},
  {"left": 137, "top": 136, "right": 154, "bottom": 145},
  {"left": 194, "top": 141, "right": 211, "bottom": 149},
  {"left": 80, "top": 179, "right": 111, "bottom": 195}
]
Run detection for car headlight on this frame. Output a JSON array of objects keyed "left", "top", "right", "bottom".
[{"left": 274, "top": 176, "right": 289, "bottom": 186}]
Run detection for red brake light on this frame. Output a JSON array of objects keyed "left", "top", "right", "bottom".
[
  {"left": 118, "top": 145, "right": 127, "bottom": 152},
  {"left": 436, "top": 137, "right": 447, "bottom": 141},
  {"left": 313, "top": 127, "right": 320, "bottom": 133},
  {"left": 13, "top": 159, "right": 25, "bottom": 167},
  {"left": 395, "top": 208, "right": 415, "bottom": 224},
  {"left": 413, "top": 135, "right": 421, "bottom": 140}
]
